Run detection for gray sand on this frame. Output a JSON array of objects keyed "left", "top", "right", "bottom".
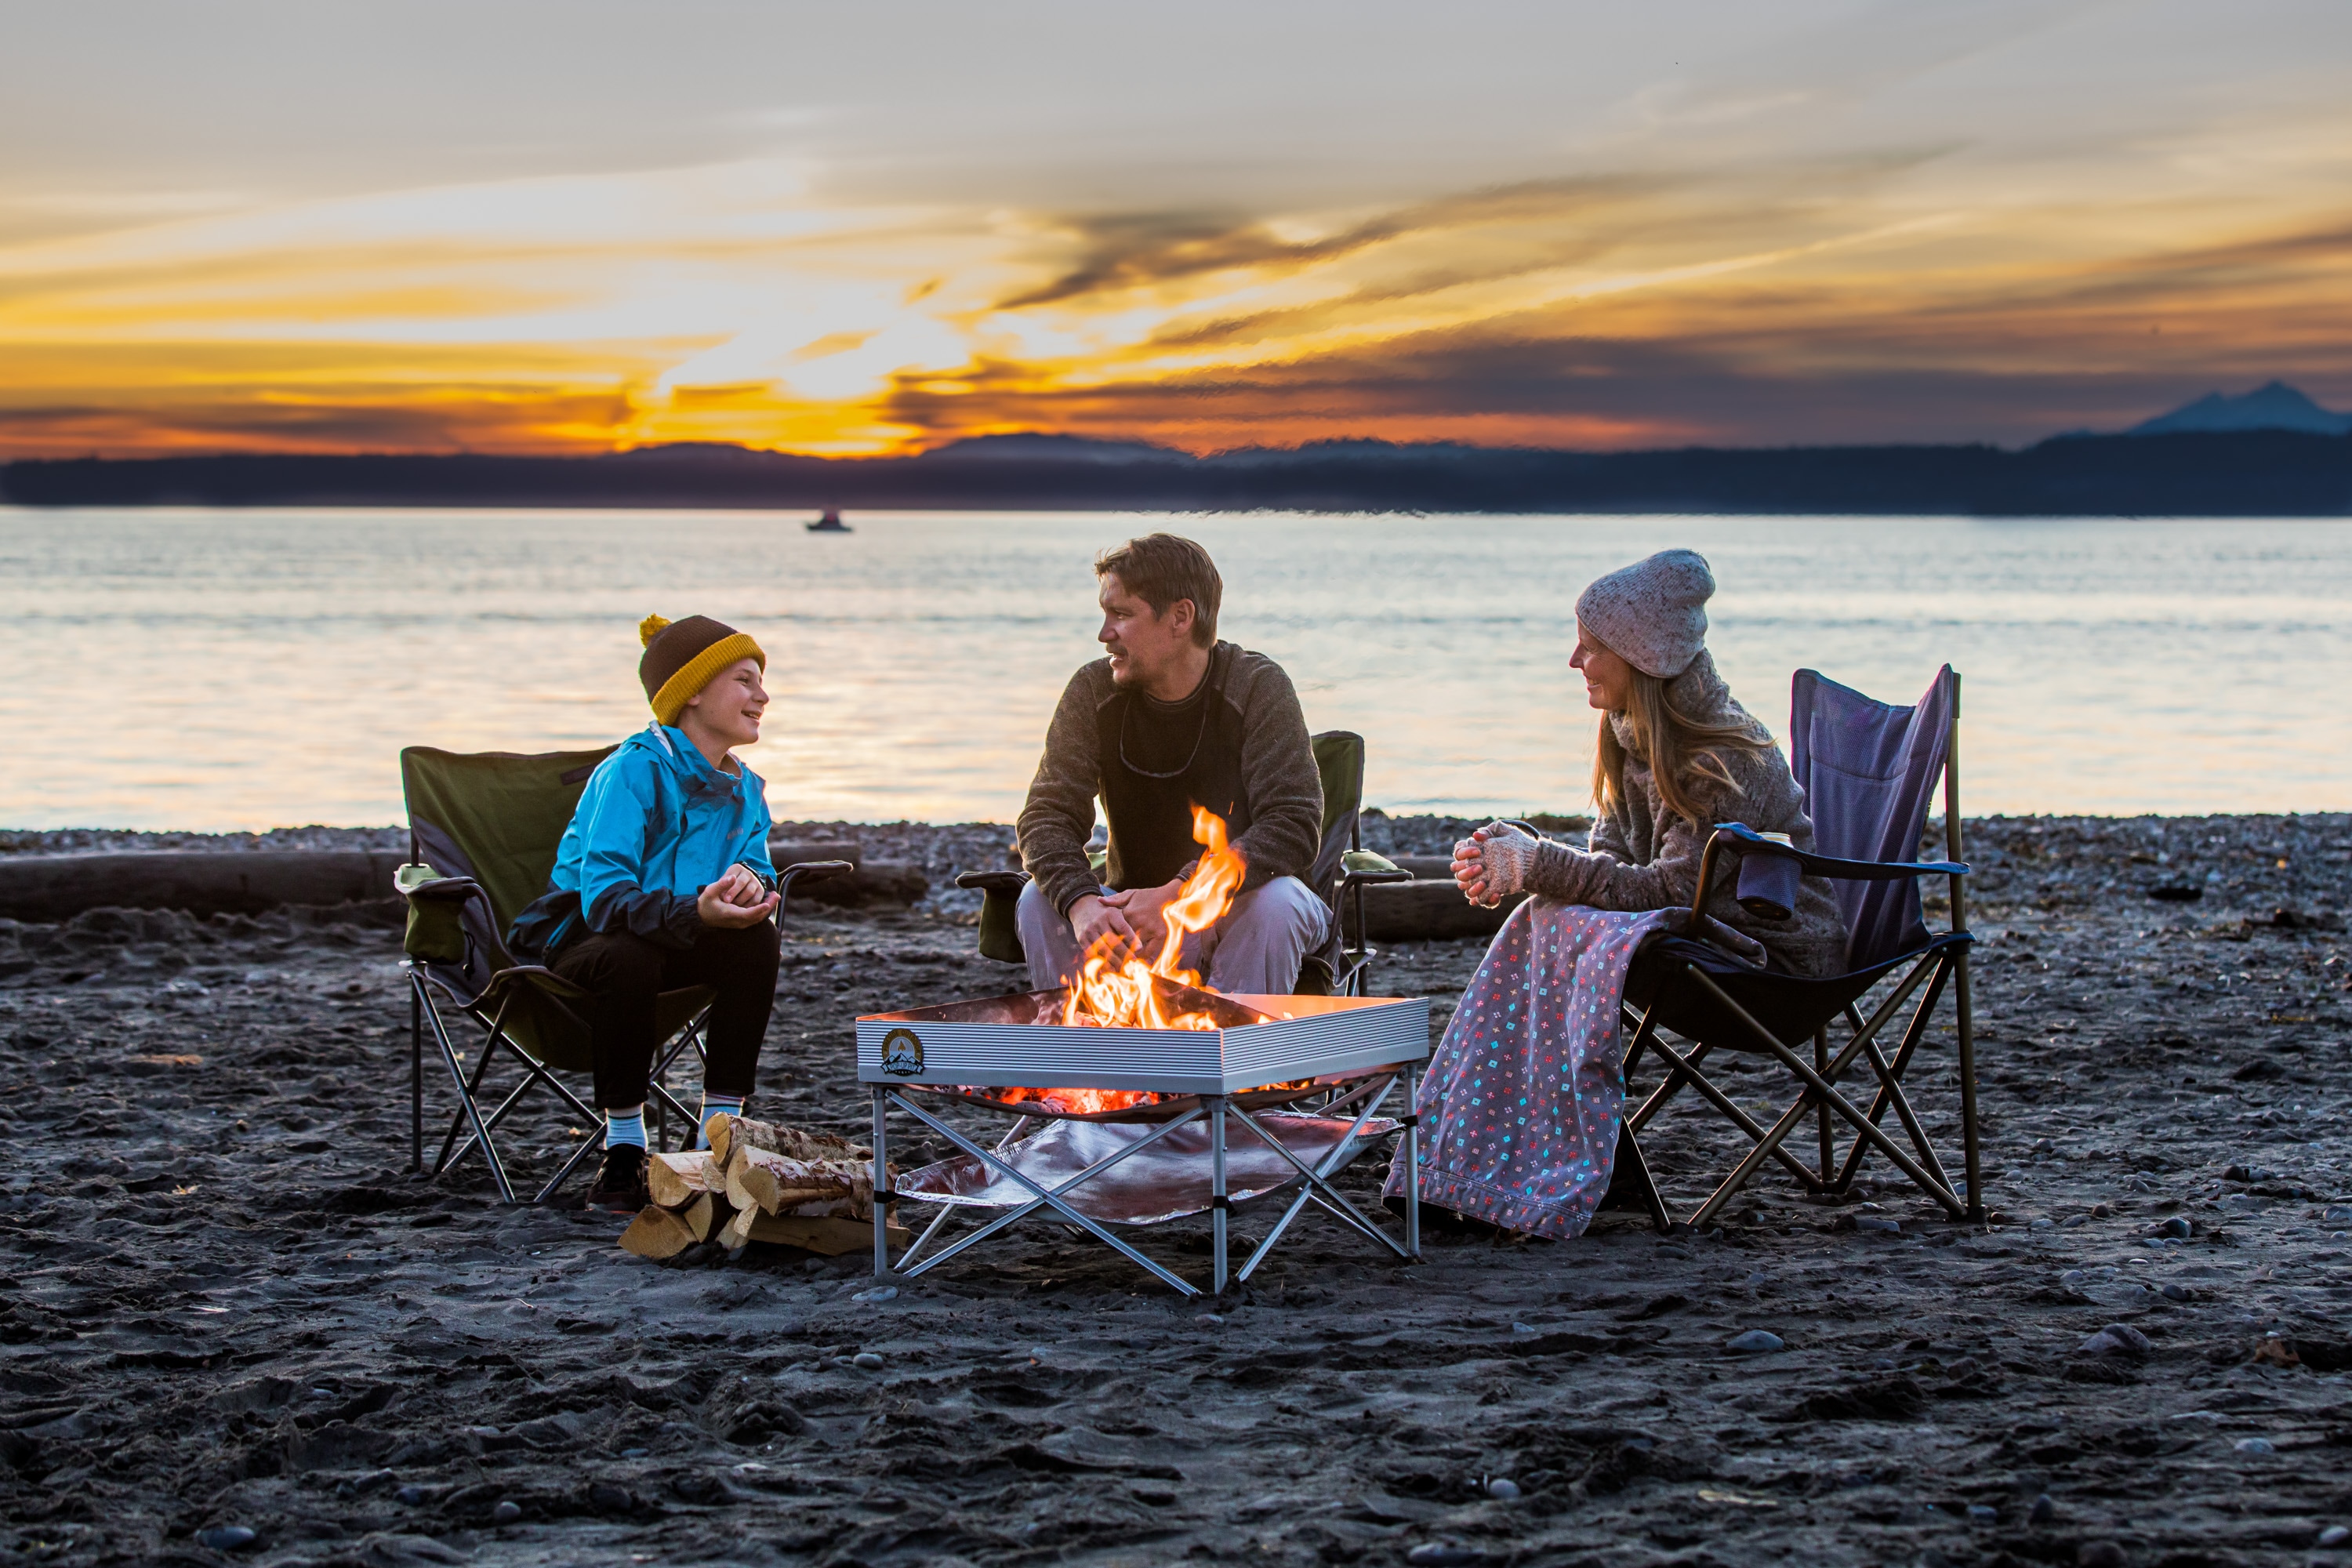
[{"left": 4, "top": 813, "right": 2349, "bottom": 1566}]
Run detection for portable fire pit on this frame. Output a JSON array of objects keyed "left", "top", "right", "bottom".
[{"left": 856, "top": 982, "right": 1431, "bottom": 1295}]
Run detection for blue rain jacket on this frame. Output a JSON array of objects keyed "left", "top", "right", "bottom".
[{"left": 508, "top": 723, "right": 776, "bottom": 961}]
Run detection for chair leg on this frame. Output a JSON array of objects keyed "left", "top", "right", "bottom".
[
  {"left": 1954, "top": 946, "right": 1982, "bottom": 1220},
  {"left": 1833, "top": 955, "right": 1955, "bottom": 1192},
  {"left": 1685, "top": 970, "right": 1964, "bottom": 1216},
  {"left": 1641, "top": 1036, "right": 1825, "bottom": 1192},
  {"left": 1614, "top": 1123, "right": 1670, "bottom": 1234},
  {"left": 1815, "top": 1028, "right": 1832, "bottom": 1185},
  {"left": 409, "top": 971, "right": 423, "bottom": 1174}
]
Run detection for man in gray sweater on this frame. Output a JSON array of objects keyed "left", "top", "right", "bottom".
[{"left": 1014, "top": 533, "right": 1327, "bottom": 996}]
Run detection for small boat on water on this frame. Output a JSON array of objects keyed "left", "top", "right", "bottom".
[{"left": 806, "top": 509, "right": 851, "bottom": 533}]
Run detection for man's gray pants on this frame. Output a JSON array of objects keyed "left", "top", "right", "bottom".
[{"left": 1015, "top": 876, "right": 1330, "bottom": 996}]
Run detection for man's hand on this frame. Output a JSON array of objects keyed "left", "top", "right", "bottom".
[
  {"left": 1100, "top": 878, "right": 1184, "bottom": 958},
  {"left": 1068, "top": 892, "right": 1139, "bottom": 964},
  {"left": 698, "top": 864, "right": 779, "bottom": 928}
]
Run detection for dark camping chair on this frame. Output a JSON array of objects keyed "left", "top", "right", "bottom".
[
  {"left": 397, "top": 745, "right": 847, "bottom": 1203},
  {"left": 953, "top": 730, "right": 1410, "bottom": 996},
  {"left": 1608, "top": 666, "right": 1980, "bottom": 1232}
]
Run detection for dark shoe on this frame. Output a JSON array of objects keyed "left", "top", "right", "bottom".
[{"left": 585, "top": 1144, "right": 650, "bottom": 1212}]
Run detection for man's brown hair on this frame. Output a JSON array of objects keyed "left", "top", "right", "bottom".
[{"left": 1094, "top": 533, "right": 1221, "bottom": 648}]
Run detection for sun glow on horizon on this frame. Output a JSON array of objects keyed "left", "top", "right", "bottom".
[{"left": 6, "top": 5, "right": 2352, "bottom": 459}]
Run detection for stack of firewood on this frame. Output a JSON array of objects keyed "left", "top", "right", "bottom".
[{"left": 619, "top": 1112, "right": 909, "bottom": 1260}]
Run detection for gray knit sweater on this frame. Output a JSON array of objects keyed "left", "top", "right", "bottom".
[{"left": 1523, "top": 650, "right": 1849, "bottom": 976}]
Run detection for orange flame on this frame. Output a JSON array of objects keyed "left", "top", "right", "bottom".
[
  {"left": 992, "top": 808, "right": 1249, "bottom": 1116},
  {"left": 1061, "top": 804, "right": 1246, "bottom": 1032}
]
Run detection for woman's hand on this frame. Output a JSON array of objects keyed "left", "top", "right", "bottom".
[
  {"left": 1452, "top": 821, "right": 1539, "bottom": 907},
  {"left": 698, "top": 864, "right": 780, "bottom": 927}
]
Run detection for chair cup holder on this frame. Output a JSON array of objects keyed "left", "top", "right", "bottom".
[{"left": 1735, "top": 851, "right": 1802, "bottom": 922}]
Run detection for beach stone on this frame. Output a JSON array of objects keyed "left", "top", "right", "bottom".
[
  {"left": 2031, "top": 1218, "right": 2056, "bottom": 1230},
  {"left": 2161, "top": 1283, "right": 2192, "bottom": 1301},
  {"left": 851, "top": 1285, "right": 898, "bottom": 1303},
  {"left": 2060, "top": 1269, "right": 2089, "bottom": 1289},
  {"left": 2078, "top": 1543, "right": 2125, "bottom": 1568},
  {"left": 1727, "top": 1330, "right": 1786, "bottom": 1355},
  {"left": 1481, "top": 1477, "right": 1521, "bottom": 1501},
  {"left": 2234, "top": 1436, "right": 2277, "bottom": 1456},
  {"left": 588, "top": 1482, "right": 633, "bottom": 1512},
  {"left": 2160, "top": 1216, "right": 2193, "bottom": 1238},
  {"left": 2030, "top": 1494, "right": 2056, "bottom": 1523},
  {"left": 2079, "top": 1323, "right": 2153, "bottom": 1359},
  {"left": 194, "top": 1526, "right": 257, "bottom": 1552},
  {"left": 2319, "top": 1525, "right": 2350, "bottom": 1548},
  {"left": 1406, "top": 1545, "right": 1483, "bottom": 1566},
  {"left": 394, "top": 1486, "right": 427, "bottom": 1504},
  {"left": 852, "top": 1351, "right": 885, "bottom": 1370},
  {"left": 1857, "top": 1216, "right": 1902, "bottom": 1233},
  {"left": 2325, "top": 1207, "right": 2352, "bottom": 1225},
  {"left": 2062, "top": 1213, "right": 2090, "bottom": 1228},
  {"left": 492, "top": 1501, "right": 521, "bottom": 1525}
]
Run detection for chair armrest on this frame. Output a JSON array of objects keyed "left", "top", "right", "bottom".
[
  {"left": 1338, "top": 850, "right": 1413, "bottom": 887},
  {"left": 955, "top": 869, "right": 1033, "bottom": 895},
  {"left": 396, "top": 864, "right": 482, "bottom": 902},
  {"left": 481, "top": 964, "right": 590, "bottom": 1002},
  {"left": 779, "top": 860, "right": 855, "bottom": 884},
  {"left": 1709, "top": 823, "right": 1968, "bottom": 881}
]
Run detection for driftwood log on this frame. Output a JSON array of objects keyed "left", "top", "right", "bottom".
[{"left": 0, "top": 838, "right": 920, "bottom": 924}]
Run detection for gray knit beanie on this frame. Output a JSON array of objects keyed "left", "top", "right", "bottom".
[{"left": 1574, "top": 548, "right": 1715, "bottom": 677}]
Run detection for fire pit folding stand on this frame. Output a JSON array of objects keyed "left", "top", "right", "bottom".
[{"left": 856, "top": 989, "right": 1431, "bottom": 1294}]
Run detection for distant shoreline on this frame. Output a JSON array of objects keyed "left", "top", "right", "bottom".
[{"left": 7, "top": 427, "right": 2352, "bottom": 515}]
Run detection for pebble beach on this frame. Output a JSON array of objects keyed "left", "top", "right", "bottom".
[{"left": 4, "top": 810, "right": 2350, "bottom": 1566}]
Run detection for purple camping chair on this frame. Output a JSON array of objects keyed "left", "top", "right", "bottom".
[{"left": 1607, "top": 666, "right": 1980, "bottom": 1232}]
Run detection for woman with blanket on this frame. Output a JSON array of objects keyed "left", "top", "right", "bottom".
[{"left": 1389, "top": 549, "right": 1846, "bottom": 1239}]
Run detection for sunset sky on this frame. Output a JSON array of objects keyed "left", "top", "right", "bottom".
[{"left": 5, "top": 1, "right": 2350, "bottom": 458}]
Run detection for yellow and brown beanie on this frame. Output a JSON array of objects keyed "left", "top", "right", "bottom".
[{"left": 637, "top": 614, "right": 765, "bottom": 726}]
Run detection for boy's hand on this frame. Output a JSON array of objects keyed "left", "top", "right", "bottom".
[{"left": 698, "top": 866, "right": 779, "bottom": 927}]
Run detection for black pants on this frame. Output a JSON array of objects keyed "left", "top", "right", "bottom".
[{"left": 550, "top": 920, "right": 780, "bottom": 1111}]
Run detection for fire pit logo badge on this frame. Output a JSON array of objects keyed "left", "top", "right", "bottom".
[{"left": 880, "top": 1028, "right": 924, "bottom": 1077}]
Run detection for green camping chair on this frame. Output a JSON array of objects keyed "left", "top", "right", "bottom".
[
  {"left": 953, "top": 730, "right": 1411, "bottom": 996},
  {"left": 397, "top": 745, "right": 848, "bottom": 1204}
]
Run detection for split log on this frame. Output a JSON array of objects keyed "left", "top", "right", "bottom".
[
  {"left": 681, "top": 1191, "right": 724, "bottom": 1242},
  {"left": 723, "top": 1145, "right": 873, "bottom": 1219},
  {"left": 619, "top": 1205, "right": 698, "bottom": 1261},
  {"left": 710, "top": 1200, "right": 908, "bottom": 1256},
  {"left": 742, "top": 1213, "right": 910, "bottom": 1257},
  {"left": 707, "top": 1113, "right": 869, "bottom": 1168},
  {"left": 648, "top": 1149, "right": 720, "bottom": 1209}
]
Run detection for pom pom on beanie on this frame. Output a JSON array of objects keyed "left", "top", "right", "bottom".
[
  {"left": 1573, "top": 549, "right": 1715, "bottom": 677},
  {"left": 639, "top": 613, "right": 672, "bottom": 648}
]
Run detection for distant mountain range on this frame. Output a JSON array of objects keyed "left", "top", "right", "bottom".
[
  {"left": 5, "top": 386, "right": 2348, "bottom": 515},
  {"left": 2129, "top": 380, "right": 2352, "bottom": 437}
]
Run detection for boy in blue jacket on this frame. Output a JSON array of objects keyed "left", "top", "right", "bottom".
[{"left": 510, "top": 613, "right": 782, "bottom": 1210}]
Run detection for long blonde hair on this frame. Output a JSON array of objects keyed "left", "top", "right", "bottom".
[{"left": 1592, "top": 660, "right": 1777, "bottom": 830}]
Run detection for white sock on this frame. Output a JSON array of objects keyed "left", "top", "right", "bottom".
[{"left": 604, "top": 1107, "right": 647, "bottom": 1149}]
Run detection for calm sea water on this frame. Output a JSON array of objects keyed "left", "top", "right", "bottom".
[{"left": 0, "top": 508, "right": 2344, "bottom": 831}]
